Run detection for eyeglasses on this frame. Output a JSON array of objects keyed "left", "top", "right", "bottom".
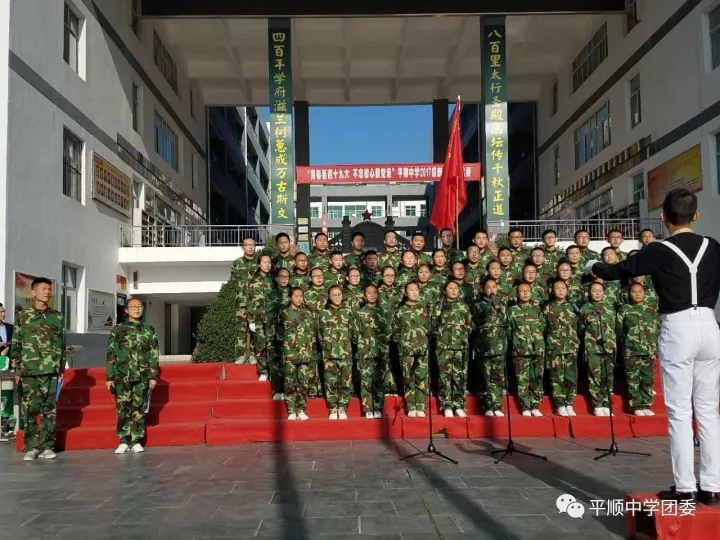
[{"left": 127, "top": 305, "right": 143, "bottom": 310}]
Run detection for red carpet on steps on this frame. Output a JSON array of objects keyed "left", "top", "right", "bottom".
[
  {"left": 15, "top": 361, "right": 670, "bottom": 451},
  {"left": 625, "top": 493, "right": 720, "bottom": 539}
]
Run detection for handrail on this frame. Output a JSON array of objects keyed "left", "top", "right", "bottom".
[{"left": 119, "top": 225, "right": 294, "bottom": 247}]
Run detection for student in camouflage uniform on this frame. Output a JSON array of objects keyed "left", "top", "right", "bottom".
[
  {"left": 409, "top": 233, "right": 433, "bottom": 268},
  {"left": 450, "top": 262, "right": 475, "bottom": 305},
  {"left": 554, "top": 262, "right": 585, "bottom": 307},
  {"left": 542, "top": 229, "right": 562, "bottom": 272},
  {"left": 508, "top": 283, "right": 546, "bottom": 416},
  {"left": 11, "top": 278, "right": 64, "bottom": 461},
  {"left": 290, "top": 252, "right": 311, "bottom": 291},
  {"left": 378, "top": 266, "right": 403, "bottom": 395},
  {"left": 530, "top": 247, "right": 555, "bottom": 286},
  {"left": 247, "top": 254, "right": 276, "bottom": 381},
  {"left": 282, "top": 288, "right": 316, "bottom": 420},
  {"left": 344, "top": 232, "right": 366, "bottom": 270},
  {"left": 439, "top": 228, "right": 465, "bottom": 265},
  {"left": 621, "top": 275, "right": 659, "bottom": 310},
  {"left": 379, "top": 230, "right": 402, "bottom": 270},
  {"left": 574, "top": 229, "right": 600, "bottom": 266},
  {"left": 395, "top": 251, "right": 418, "bottom": 290},
  {"left": 507, "top": 227, "right": 530, "bottom": 273},
  {"left": 324, "top": 251, "right": 347, "bottom": 288},
  {"left": 496, "top": 250, "right": 517, "bottom": 301},
  {"left": 486, "top": 260, "right": 512, "bottom": 306},
  {"left": 514, "top": 264, "right": 548, "bottom": 306},
  {"left": 392, "top": 282, "right": 430, "bottom": 417},
  {"left": 579, "top": 282, "right": 617, "bottom": 416},
  {"left": 355, "top": 285, "right": 388, "bottom": 419},
  {"left": 544, "top": 280, "right": 580, "bottom": 417},
  {"left": 429, "top": 250, "right": 450, "bottom": 290},
  {"left": 473, "top": 278, "right": 508, "bottom": 416},
  {"left": 304, "top": 267, "right": 328, "bottom": 396},
  {"left": 308, "top": 232, "right": 331, "bottom": 271},
  {"left": 618, "top": 283, "right": 659, "bottom": 416},
  {"left": 319, "top": 286, "right": 358, "bottom": 420},
  {"left": 598, "top": 248, "right": 622, "bottom": 307},
  {"left": 232, "top": 237, "right": 259, "bottom": 363},
  {"left": 343, "top": 268, "right": 365, "bottom": 311},
  {"left": 267, "top": 268, "right": 291, "bottom": 399},
  {"left": 606, "top": 229, "right": 627, "bottom": 262},
  {"left": 432, "top": 281, "right": 473, "bottom": 417},
  {"left": 416, "top": 264, "right": 440, "bottom": 309},
  {"left": 639, "top": 228, "right": 656, "bottom": 248},
  {"left": 472, "top": 230, "right": 497, "bottom": 270},
  {"left": 361, "top": 250, "right": 382, "bottom": 287},
  {"left": 106, "top": 298, "right": 159, "bottom": 454},
  {"left": 272, "top": 233, "right": 295, "bottom": 272},
  {"left": 564, "top": 245, "right": 584, "bottom": 280},
  {"left": 464, "top": 245, "right": 486, "bottom": 293}
]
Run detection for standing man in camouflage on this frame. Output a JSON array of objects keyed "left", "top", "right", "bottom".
[
  {"left": 541, "top": 229, "right": 561, "bottom": 273},
  {"left": 231, "top": 237, "right": 259, "bottom": 364},
  {"left": 507, "top": 227, "right": 530, "bottom": 272},
  {"left": 409, "top": 233, "right": 433, "bottom": 268},
  {"left": 639, "top": 228, "right": 656, "bottom": 248},
  {"left": 379, "top": 230, "right": 402, "bottom": 270},
  {"left": 308, "top": 232, "right": 331, "bottom": 271},
  {"left": 607, "top": 229, "right": 627, "bottom": 262},
  {"left": 106, "top": 298, "right": 159, "bottom": 454},
  {"left": 272, "top": 233, "right": 295, "bottom": 272},
  {"left": 361, "top": 250, "right": 382, "bottom": 287},
  {"left": 472, "top": 230, "right": 497, "bottom": 270},
  {"left": 282, "top": 288, "right": 316, "bottom": 421},
  {"left": 355, "top": 285, "right": 387, "bottom": 419},
  {"left": 344, "top": 232, "right": 366, "bottom": 270},
  {"left": 574, "top": 229, "right": 600, "bottom": 266},
  {"left": 11, "top": 277, "right": 64, "bottom": 461},
  {"left": 440, "top": 228, "right": 465, "bottom": 265}
]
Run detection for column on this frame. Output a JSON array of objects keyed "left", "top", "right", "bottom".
[
  {"left": 295, "top": 101, "right": 311, "bottom": 252},
  {"left": 429, "top": 99, "right": 449, "bottom": 231},
  {"left": 0, "top": 1, "right": 10, "bottom": 309}
]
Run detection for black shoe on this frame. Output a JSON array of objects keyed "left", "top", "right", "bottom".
[
  {"left": 698, "top": 490, "right": 719, "bottom": 506},
  {"left": 657, "top": 486, "right": 696, "bottom": 502}
]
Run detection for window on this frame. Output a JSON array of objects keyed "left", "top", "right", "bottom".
[
  {"left": 132, "top": 180, "right": 142, "bottom": 209},
  {"left": 630, "top": 172, "right": 645, "bottom": 202},
  {"left": 131, "top": 83, "right": 140, "bottom": 133},
  {"left": 576, "top": 189, "right": 613, "bottom": 219},
  {"left": 61, "top": 264, "right": 78, "bottom": 332},
  {"left": 404, "top": 206, "right": 416, "bottom": 217},
  {"left": 552, "top": 80, "right": 558, "bottom": 115},
  {"left": 553, "top": 146, "right": 560, "bottom": 186},
  {"left": 63, "top": 129, "right": 83, "bottom": 202},
  {"left": 371, "top": 205, "right": 383, "bottom": 217},
  {"left": 154, "top": 113, "right": 178, "bottom": 170},
  {"left": 153, "top": 32, "right": 178, "bottom": 93},
  {"left": 328, "top": 205, "right": 343, "bottom": 219},
  {"left": 191, "top": 152, "right": 197, "bottom": 191},
  {"left": 131, "top": 0, "right": 141, "bottom": 36},
  {"left": 310, "top": 206, "right": 320, "bottom": 219},
  {"left": 630, "top": 74, "right": 642, "bottom": 128},
  {"left": 63, "top": 4, "right": 80, "bottom": 73},
  {"left": 420, "top": 204, "right": 427, "bottom": 217},
  {"left": 627, "top": 0, "right": 640, "bottom": 33},
  {"left": 572, "top": 23, "right": 608, "bottom": 92},
  {"left": 345, "top": 205, "right": 367, "bottom": 218},
  {"left": 711, "top": 5, "right": 720, "bottom": 70},
  {"left": 574, "top": 102, "right": 611, "bottom": 169}
]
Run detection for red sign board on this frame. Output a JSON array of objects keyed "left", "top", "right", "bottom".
[{"left": 296, "top": 163, "right": 481, "bottom": 185}]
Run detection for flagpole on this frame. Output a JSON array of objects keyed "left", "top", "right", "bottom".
[{"left": 456, "top": 95, "right": 461, "bottom": 250}]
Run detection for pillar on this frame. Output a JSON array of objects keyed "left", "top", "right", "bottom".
[
  {"left": 0, "top": 0, "right": 9, "bottom": 312},
  {"left": 295, "top": 101, "right": 311, "bottom": 253},
  {"left": 430, "top": 99, "right": 449, "bottom": 236}
]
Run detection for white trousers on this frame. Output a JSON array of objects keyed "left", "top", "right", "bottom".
[{"left": 659, "top": 307, "right": 720, "bottom": 492}]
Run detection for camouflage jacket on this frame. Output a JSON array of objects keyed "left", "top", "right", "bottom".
[
  {"left": 579, "top": 247, "right": 600, "bottom": 266},
  {"left": 247, "top": 273, "right": 275, "bottom": 324},
  {"left": 509, "top": 247, "right": 530, "bottom": 272},
  {"left": 601, "top": 281, "right": 622, "bottom": 310},
  {"left": 543, "top": 301, "right": 580, "bottom": 354},
  {"left": 318, "top": 305, "right": 358, "bottom": 358},
  {"left": 273, "top": 254, "right": 295, "bottom": 272},
  {"left": 454, "top": 281, "right": 476, "bottom": 305},
  {"left": 417, "top": 282, "right": 441, "bottom": 310},
  {"left": 618, "top": 282, "right": 659, "bottom": 311},
  {"left": 361, "top": 269, "right": 382, "bottom": 288},
  {"left": 10, "top": 307, "right": 65, "bottom": 376},
  {"left": 443, "top": 247, "right": 465, "bottom": 266},
  {"left": 411, "top": 250, "right": 433, "bottom": 269},
  {"left": 304, "top": 286, "right": 329, "bottom": 313},
  {"left": 355, "top": 303, "right": 388, "bottom": 358},
  {"left": 395, "top": 268, "right": 417, "bottom": 290},
  {"left": 378, "top": 250, "right": 402, "bottom": 270},
  {"left": 378, "top": 284, "right": 403, "bottom": 317},
  {"left": 106, "top": 321, "right": 159, "bottom": 382},
  {"left": 282, "top": 306, "right": 318, "bottom": 364},
  {"left": 428, "top": 267, "right": 449, "bottom": 290},
  {"left": 344, "top": 251, "right": 365, "bottom": 271},
  {"left": 512, "top": 281, "right": 548, "bottom": 306},
  {"left": 472, "top": 297, "right": 508, "bottom": 357},
  {"left": 231, "top": 254, "right": 259, "bottom": 308},
  {"left": 268, "top": 287, "right": 291, "bottom": 329},
  {"left": 548, "top": 277, "right": 585, "bottom": 307},
  {"left": 289, "top": 272, "right": 310, "bottom": 292},
  {"left": 579, "top": 302, "right": 616, "bottom": 356},
  {"left": 477, "top": 247, "right": 496, "bottom": 271},
  {"left": 308, "top": 249, "right": 331, "bottom": 272},
  {"left": 498, "top": 267, "right": 517, "bottom": 290},
  {"left": 323, "top": 268, "right": 346, "bottom": 289},
  {"left": 391, "top": 303, "right": 430, "bottom": 355},
  {"left": 343, "top": 285, "right": 365, "bottom": 311},
  {"left": 615, "top": 249, "right": 627, "bottom": 263},
  {"left": 543, "top": 248, "right": 562, "bottom": 273},
  {"left": 508, "top": 303, "right": 546, "bottom": 356},
  {"left": 617, "top": 303, "right": 659, "bottom": 357},
  {"left": 431, "top": 299, "right": 472, "bottom": 350},
  {"left": 464, "top": 264, "right": 485, "bottom": 293}
]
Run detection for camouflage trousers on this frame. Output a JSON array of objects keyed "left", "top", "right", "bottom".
[
  {"left": 585, "top": 351, "right": 614, "bottom": 408},
  {"left": 114, "top": 381, "right": 148, "bottom": 445},
  {"left": 400, "top": 352, "right": 428, "bottom": 412},
  {"left": 20, "top": 375, "right": 57, "bottom": 452},
  {"left": 358, "top": 353, "right": 385, "bottom": 414},
  {"left": 253, "top": 322, "right": 269, "bottom": 376},
  {"left": 625, "top": 355, "right": 655, "bottom": 411},
  {"left": 324, "top": 357, "right": 353, "bottom": 411},
  {"left": 482, "top": 355, "right": 505, "bottom": 411},
  {"left": 513, "top": 354, "right": 544, "bottom": 411},
  {"left": 308, "top": 347, "right": 323, "bottom": 397},
  {"left": 266, "top": 329, "right": 283, "bottom": 394},
  {"left": 283, "top": 361, "right": 310, "bottom": 414},
  {"left": 235, "top": 308, "right": 249, "bottom": 358},
  {"left": 548, "top": 354, "right": 577, "bottom": 408},
  {"left": 437, "top": 349, "right": 467, "bottom": 410}
]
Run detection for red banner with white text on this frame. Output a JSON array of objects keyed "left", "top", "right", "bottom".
[{"left": 296, "top": 163, "right": 481, "bottom": 185}]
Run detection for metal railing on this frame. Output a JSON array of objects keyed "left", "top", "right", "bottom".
[
  {"left": 487, "top": 219, "right": 664, "bottom": 242},
  {"left": 119, "top": 225, "right": 295, "bottom": 248}
]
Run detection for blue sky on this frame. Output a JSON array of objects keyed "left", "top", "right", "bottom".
[{"left": 259, "top": 105, "right": 434, "bottom": 165}]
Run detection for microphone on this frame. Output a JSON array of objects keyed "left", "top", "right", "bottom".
[
  {"left": 491, "top": 294, "right": 500, "bottom": 312},
  {"left": 570, "top": 303, "right": 582, "bottom": 315}
]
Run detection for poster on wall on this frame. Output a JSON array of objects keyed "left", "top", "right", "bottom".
[
  {"left": 116, "top": 275, "right": 128, "bottom": 295},
  {"left": 647, "top": 145, "right": 702, "bottom": 211},
  {"left": 87, "top": 290, "right": 115, "bottom": 332},
  {"left": 14, "top": 272, "right": 56, "bottom": 315}
]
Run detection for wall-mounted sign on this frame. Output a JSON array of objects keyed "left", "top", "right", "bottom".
[
  {"left": 88, "top": 290, "right": 115, "bottom": 333},
  {"left": 647, "top": 145, "right": 702, "bottom": 211},
  {"left": 92, "top": 154, "right": 132, "bottom": 217},
  {"left": 296, "top": 163, "right": 482, "bottom": 185}
]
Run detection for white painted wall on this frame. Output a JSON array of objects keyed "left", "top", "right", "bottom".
[{"left": 0, "top": 0, "right": 10, "bottom": 306}]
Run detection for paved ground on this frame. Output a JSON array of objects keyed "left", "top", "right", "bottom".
[{"left": 0, "top": 435, "right": 682, "bottom": 539}]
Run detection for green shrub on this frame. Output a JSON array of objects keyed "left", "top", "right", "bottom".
[
  {"left": 262, "top": 234, "right": 280, "bottom": 260},
  {"left": 193, "top": 280, "right": 239, "bottom": 363}
]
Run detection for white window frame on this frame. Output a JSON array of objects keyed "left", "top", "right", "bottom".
[
  {"left": 629, "top": 74, "right": 642, "bottom": 128},
  {"left": 154, "top": 112, "right": 179, "bottom": 171},
  {"left": 711, "top": 4, "right": 720, "bottom": 70},
  {"left": 63, "top": 128, "right": 83, "bottom": 202},
  {"left": 630, "top": 171, "right": 645, "bottom": 203},
  {"left": 572, "top": 22, "right": 608, "bottom": 92},
  {"left": 574, "top": 102, "right": 611, "bottom": 169},
  {"left": 61, "top": 264, "right": 79, "bottom": 333},
  {"left": 153, "top": 31, "right": 178, "bottom": 94},
  {"left": 327, "top": 205, "right": 343, "bottom": 219},
  {"left": 626, "top": 0, "right": 640, "bottom": 34},
  {"left": 310, "top": 205, "right": 320, "bottom": 219},
  {"left": 63, "top": 4, "right": 81, "bottom": 74},
  {"left": 131, "top": 0, "right": 141, "bottom": 36},
  {"left": 370, "top": 204, "right": 384, "bottom": 217}
]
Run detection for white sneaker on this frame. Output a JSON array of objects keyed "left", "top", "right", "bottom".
[
  {"left": 593, "top": 407, "right": 604, "bottom": 417},
  {"left": 531, "top": 409, "right": 543, "bottom": 417},
  {"left": 463, "top": 390, "right": 470, "bottom": 397},
  {"left": 39, "top": 449, "right": 57, "bottom": 459},
  {"left": 248, "top": 356, "right": 257, "bottom": 365},
  {"left": 407, "top": 409, "right": 418, "bottom": 418},
  {"left": 652, "top": 389, "right": 657, "bottom": 396},
  {"left": 338, "top": 409, "right": 348, "bottom": 420},
  {"left": 644, "top": 409, "right": 655, "bottom": 417},
  {"left": 444, "top": 409, "right": 453, "bottom": 418},
  {"left": 485, "top": 410, "right": 495, "bottom": 417},
  {"left": 273, "top": 393, "right": 285, "bottom": 401},
  {"left": 416, "top": 410, "right": 426, "bottom": 418},
  {"left": 298, "top": 411, "right": 309, "bottom": 421},
  {"left": 365, "top": 412, "right": 374, "bottom": 420},
  {"left": 557, "top": 406, "right": 569, "bottom": 417},
  {"left": 522, "top": 410, "right": 532, "bottom": 417},
  {"left": 493, "top": 410, "right": 504, "bottom": 417},
  {"left": 566, "top": 406, "right": 577, "bottom": 417},
  {"left": 131, "top": 443, "right": 144, "bottom": 453},
  {"left": 235, "top": 356, "right": 246, "bottom": 365},
  {"left": 373, "top": 412, "right": 383, "bottom": 419},
  {"left": 23, "top": 449, "right": 39, "bottom": 461},
  {"left": 502, "top": 389, "right": 508, "bottom": 396},
  {"left": 287, "top": 413, "right": 298, "bottom": 421},
  {"left": 386, "top": 393, "right": 398, "bottom": 397},
  {"left": 328, "top": 410, "right": 338, "bottom": 420},
  {"left": 634, "top": 410, "right": 646, "bottom": 416},
  {"left": 603, "top": 407, "right": 612, "bottom": 416},
  {"left": 115, "top": 443, "right": 130, "bottom": 454},
  {"left": 258, "top": 374, "right": 268, "bottom": 382},
  {"left": 455, "top": 409, "right": 467, "bottom": 418}
]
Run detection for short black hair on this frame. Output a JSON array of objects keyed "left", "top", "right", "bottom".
[
  {"left": 663, "top": 188, "right": 697, "bottom": 226},
  {"left": 486, "top": 260, "right": 501, "bottom": 271},
  {"left": 384, "top": 230, "right": 397, "bottom": 239},
  {"left": 508, "top": 227, "right": 523, "bottom": 236},
  {"left": 639, "top": 228, "right": 655, "bottom": 237},
  {"left": 275, "top": 232, "right": 290, "bottom": 242},
  {"left": 417, "top": 263, "right": 432, "bottom": 272},
  {"left": 381, "top": 266, "right": 397, "bottom": 276},
  {"left": 330, "top": 250, "right": 344, "bottom": 258},
  {"left": 294, "top": 251, "right": 308, "bottom": 259},
  {"left": 364, "top": 250, "right": 378, "bottom": 257},
  {"left": 309, "top": 267, "right": 324, "bottom": 277},
  {"left": 440, "top": 228, "right": 453, "bottom": 235},
  {"left": 523, "top": 263, "right": 538, "bottom": 272},
  {"left": 276, "top": 268, "right": 291, "bottom": 277},
  {"left": 466, "top": 244, "right": 480, "bottom": 253},
  {"left": 289, "top": 287, "right": 305, "bottom": 297},
  {"left": 530, "top": 247, "right": 544, "bottom": 255},
  {"left": 601, "top": 246, "right": 616, "bottom": 257},
  {"left": 542, "top": 229, "right": 557, "bottom": 239},
  {"left": 474, "top": 229, "right": 489, "bottom": 237},
  {"left": 628, "top": 249, "right": 640, "bottom": 257},
  {"left": 31, "top": 277, "right": 52, "bottom": 289},
  {"left": 451, "top": 261, "right": 465, "bottom": 270},
  {"left": 351, "top": 232, "right": 365, "bottom": 241},
  {"left": 574, "top": 229, "right": 589, "bottom": 238},
  {"left": 606, "top": 228, "right": 624, "bottom": 238},
  {"left": 565, "top": 244, "right": 581, "bottom": 254},
  {"left": 314, "top": 232, "right": 328, "bottom": 241},
  {"left": 241, "top": 236, "right": 256, "bottom": 244},
  {"left": 498, "top": 247, "right": 512, "bottom": 256},
  {"left": 411, "top": 232, "right": 425, "bottom": 240}
]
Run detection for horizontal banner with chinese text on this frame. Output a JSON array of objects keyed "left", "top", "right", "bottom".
[{"left": 296, "top": 163, "right": 481, "bottom": 185}]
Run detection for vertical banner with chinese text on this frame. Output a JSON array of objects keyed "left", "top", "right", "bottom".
[
  {"left": 268, "top": 18, "right": 295, "bottom": 224},
  {"left": 482, "top": 18, "right": 509, "bottom": 222}
]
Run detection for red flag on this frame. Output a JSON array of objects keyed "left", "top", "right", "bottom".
[{"left": 430, "top": 97, "right": 467, "bottom": 234}]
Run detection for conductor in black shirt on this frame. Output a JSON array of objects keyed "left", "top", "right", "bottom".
[{"left": 587, "top": 188, "right": 720, "bottom": 505}]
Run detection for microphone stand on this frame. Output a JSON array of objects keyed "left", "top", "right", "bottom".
[
  {"left": 490, "top": 297, "right": 547, "bottom": 464},
  {"left": 589, "top": 305, "right": 651, "bottom": 461}
]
